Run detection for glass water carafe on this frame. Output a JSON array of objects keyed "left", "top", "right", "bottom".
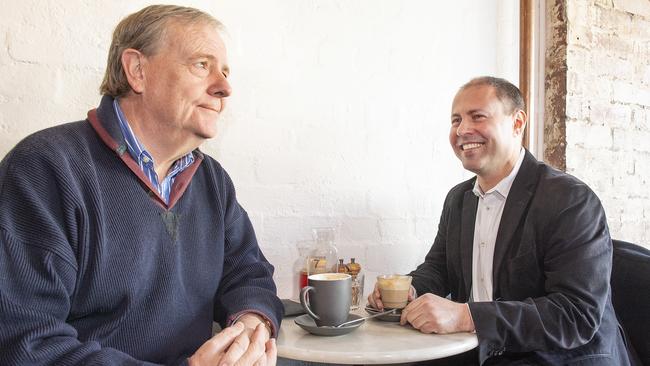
[{"left": 307, "top": 227, "right": 339, "bottom": 275}]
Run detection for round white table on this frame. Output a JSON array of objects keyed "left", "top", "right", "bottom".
[{"left": 277, "top": 308, "right": 478, "bottom": 364}]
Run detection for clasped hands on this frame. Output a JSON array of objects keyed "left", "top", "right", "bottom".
[
  {"left": 367, "top": 285, "right": 475, "bottom": 334},
  {"left": 189, "top": 313, "right": 276, "bottom": 366}
]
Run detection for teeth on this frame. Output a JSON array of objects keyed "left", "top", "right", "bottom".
[{"left": 462, "top": 143, "right": 483, "bottom": 150}]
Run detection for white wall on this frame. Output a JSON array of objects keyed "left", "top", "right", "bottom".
[{"left": 0, "top": 0, "right": 519, "bottom": 299}]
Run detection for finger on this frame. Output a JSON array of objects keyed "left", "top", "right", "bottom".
[
  {"left": 407, "top": 311, "right": 429, "bottom": 331},
  {"left": 190, "top": 323, "right": 245, "bottom": 365},
  {"left": 206, "top": 323, "right": 246, "bottom": 355},
  {"left": 266, "top": 338, "right": 277, "bottom": 366},
  {"left": 250, "top": 339, "right": 272, "bottom": 366},
  {"left": 400, "top": 309, "right": 408, "bottom": 325},
  {"left": 373, "top": 286, "right": 384, "bottom": 310},
  {"left": 252, "top": 353, "right": 266, "bottom": 366},
  {"left": 408, "top": 286, "right": 417, "bottom": 301},
  {"left": 231, "top": 323, "right": 267, "bottom": 366},
  {"left": 400, "top": 298, "right": 424, "bottom": 325},
  {"left": 219, "top": 330, "right": 252, "bottom": 366},
  {"left": 367, "top": 285, "right": 378, "bottom": 308}
]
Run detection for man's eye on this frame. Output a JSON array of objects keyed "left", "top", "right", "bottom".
[
  {"left": 473, "top": 114, "right": 486, "bottom": 120},
  {"left": 451, "top": 118, "right": 460, "bottom": 125},
  {"left": 194, "top": 61, "right": 208, "bottom": 69}
]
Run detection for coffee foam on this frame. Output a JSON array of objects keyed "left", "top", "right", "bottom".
[
  {"left": 309, "top": 273, "right": 351, "bottom": 281},
  {"left": 377, "top": 274, "right": 412, "bottom": 290}
]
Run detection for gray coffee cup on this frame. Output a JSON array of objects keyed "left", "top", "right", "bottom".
[{"left": 300, "top": 273, "right": 352, "bottom": 327}]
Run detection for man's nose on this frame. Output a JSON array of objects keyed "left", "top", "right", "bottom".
[
  {"left": 208, "top": 74, "right": 232, "bottom": 98},
  {"left": 456, "top": 119, "right": 470, "bottom": 137}
]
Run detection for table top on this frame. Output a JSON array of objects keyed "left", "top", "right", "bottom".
[{"left": 277, "top": 307, "right": 478, "bottom": 364}]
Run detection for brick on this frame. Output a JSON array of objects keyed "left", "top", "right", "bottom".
[
  {"left": 613, "top": 128, "right": 650, "bottom": 152},
  {"left": 613, "top": 173, "right": 649, "bottom": 199},
  {"left": 633, "top": 153, "right": 650, "bottom": 188},
  {"left": 594, "top": 0, "right": 614, "bottom": 8},
  {"left": 619, "top": 221, "right": 650, "bottom": 246},
  {"left": 613, "top": 80, "right": 650, "bottom": 105},
  {"left": 642, "top": 64, "right": 650, "bottom": 86},
  {"left": 340, "top": 217, "right": 381, "bottom": 243},
  {"left": 603, "top": 57, "right": 636, "bottom": 82},
  {"left": 378, "top": 218, "right": 415, "bottom": 243},
  {"left": 613, "top": 0, "right": 650, "bottom": 18},
  {"left": 365, "top": 243, "right": 422, "bottom": 274},
  {"left": 619, "top": 198, "right": 648, "bottom": 222},
  {"left": 593, "top": 32, "right": 635, "bottom": 56},
  {"left": 589, "top": 102, "right": 631, "bottom": 128},
  {"left": 631, "top": 107, "right": 649, "bottom": 130},
  {"left": 566, "top": 120, "right": 612, "bottom": 148},
  {"left": 565, "top": 94, "right": 584, "bottom": 119},
  {"left": 258, "top": 216, "right": 304, "bottom": 247},
  {"left": 568, "top": 1, "right": 591, "bottom": 25}
]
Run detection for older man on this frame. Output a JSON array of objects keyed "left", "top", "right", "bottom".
[
  {"left": 0, "top": 5, "right": 281, "bottom": 366},
  {"left": 369, "top": 77, "right": 631, "bottom": 365}
]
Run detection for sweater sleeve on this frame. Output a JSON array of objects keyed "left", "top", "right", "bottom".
[
  {"left": 212, "top": 168, "right": 283, "bottom": 337},
  {"left": 0, "top": 141, "right": 179, "bottom": 366}
]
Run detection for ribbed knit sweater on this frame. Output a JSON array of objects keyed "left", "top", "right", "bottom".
[{"left": 0, "top": 96, "right": 283, "bottom": 365}]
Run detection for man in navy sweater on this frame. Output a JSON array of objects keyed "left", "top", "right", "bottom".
[{"left": 0, "top": 5, "right": 282, "bottom": 366}]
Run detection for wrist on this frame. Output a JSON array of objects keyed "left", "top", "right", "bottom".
[
  {"left": 462, "top": 303, "right": 476, "bottom": 333},
  {"left": 234, "top": 313, "right": 272, "bottom": 338}
]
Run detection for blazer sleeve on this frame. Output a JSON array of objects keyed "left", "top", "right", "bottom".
[
  {"left": 409, "top": 191, "right": 453, "bottom": 297},
  {"left": 469, "top": 181, "right": 612, "bottom": 360}
]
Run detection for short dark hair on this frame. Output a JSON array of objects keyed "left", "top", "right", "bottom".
[{"left": 459, "top": 76, "right": 525, "bottom": 114}]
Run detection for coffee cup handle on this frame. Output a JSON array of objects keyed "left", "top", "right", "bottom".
[{"left": 299, "top": 286, "right": 320, "bottom": 320}]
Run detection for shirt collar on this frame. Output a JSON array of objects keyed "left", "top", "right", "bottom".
[
  {"left": 112, "top": 99, "right": 194, "bottom": 170},
  {"left": 472, "top": 148, "right": 526, "bottom": 199},
  {"left": 113, "top": 99, "right": 151, "bottom": 164}
]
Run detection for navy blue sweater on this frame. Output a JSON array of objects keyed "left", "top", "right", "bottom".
[{"left": 0, "top": 96, "right": 282, "bottom": 365}]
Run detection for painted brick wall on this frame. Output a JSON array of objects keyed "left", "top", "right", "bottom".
[
  {"left": 564, "top": 0, "right": 650, "bottom": 246},
  {"left": 1, "top": 0, "right": 518, "bottom": 299}
]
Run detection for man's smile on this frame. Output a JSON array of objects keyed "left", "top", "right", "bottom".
[{"left": 460, "top": 142, "right": 484, "bottom": 151}]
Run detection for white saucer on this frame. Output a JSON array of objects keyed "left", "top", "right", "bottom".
[{"left": 294, "top": 314, "right": 364, "bottom": 336}]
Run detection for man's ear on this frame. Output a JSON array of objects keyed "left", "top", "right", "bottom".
[
  {"left": 513, "top": 109, "right": 527, "bottom": 137},
  {"left": 121, "top": 48, "right": 146, "bottom": 94}
]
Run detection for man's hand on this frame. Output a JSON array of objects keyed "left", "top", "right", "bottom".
[
  {"left": 234, "top": 313, "right": 272, "bottom": 340},
  {"left": 367, "top": 284, "right": 416, "bottom": 310},
  {"left": 399, "top": 293, "right": 475, "bottom": 334},
  {"left": 188, "top": 319, "right": 276, "bottom": 366}
]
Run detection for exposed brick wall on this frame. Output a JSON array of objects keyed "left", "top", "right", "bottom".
[
  {"left": 545, "top": 0, "right": 569, "bottom": 171},
  {"left": 546, "top": 0, "right": 650, "bottom": 246}
]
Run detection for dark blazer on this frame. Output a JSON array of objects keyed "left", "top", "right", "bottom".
[{"left": 411, "top": 150, "right": 631, "bottom": 365}]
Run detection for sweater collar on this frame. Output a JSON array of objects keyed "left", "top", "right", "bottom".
[{"left": 87, "top": 95, "right": 204, "bottom": 210}]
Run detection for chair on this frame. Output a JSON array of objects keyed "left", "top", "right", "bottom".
[{"left": 611, "top": 239, "right": 650, "bottom": 366}]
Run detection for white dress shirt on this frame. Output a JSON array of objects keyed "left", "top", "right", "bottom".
[{"left": 470, "top": 148, "right": 525, "bottom": 302}]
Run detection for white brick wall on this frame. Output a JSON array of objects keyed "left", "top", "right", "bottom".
[
  {"left": 1, "top": 0, "right": 519, "bottom": 299},
  {"left": 566, "top": 0, "right": 650, "bottom": 247}
]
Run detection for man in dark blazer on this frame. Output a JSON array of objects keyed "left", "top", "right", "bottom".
[{"left": 369, "top": 76, "right": 631, "bottom": 365}]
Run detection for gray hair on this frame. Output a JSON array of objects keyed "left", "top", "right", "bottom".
[{"left": 99, "top": 4, "right": 223, "bottom": 97}]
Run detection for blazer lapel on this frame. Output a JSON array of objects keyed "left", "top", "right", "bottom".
[
  {"left": 492, "top": 151, "right": 538, "bottom": 289},
  {"left": 460, "top": 190, "right": 478, "bottom": 299}
]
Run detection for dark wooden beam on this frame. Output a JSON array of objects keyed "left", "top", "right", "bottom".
[{"left": 520, "top": 0, "right": 534, "bottom": 149}]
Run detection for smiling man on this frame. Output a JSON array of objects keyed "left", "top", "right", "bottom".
[
  {"left": 369, "top": 77, "right": 631, "bottom": 365},
  {"left": 0, "top": 5, "right": 281, "bottom": 366}
]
